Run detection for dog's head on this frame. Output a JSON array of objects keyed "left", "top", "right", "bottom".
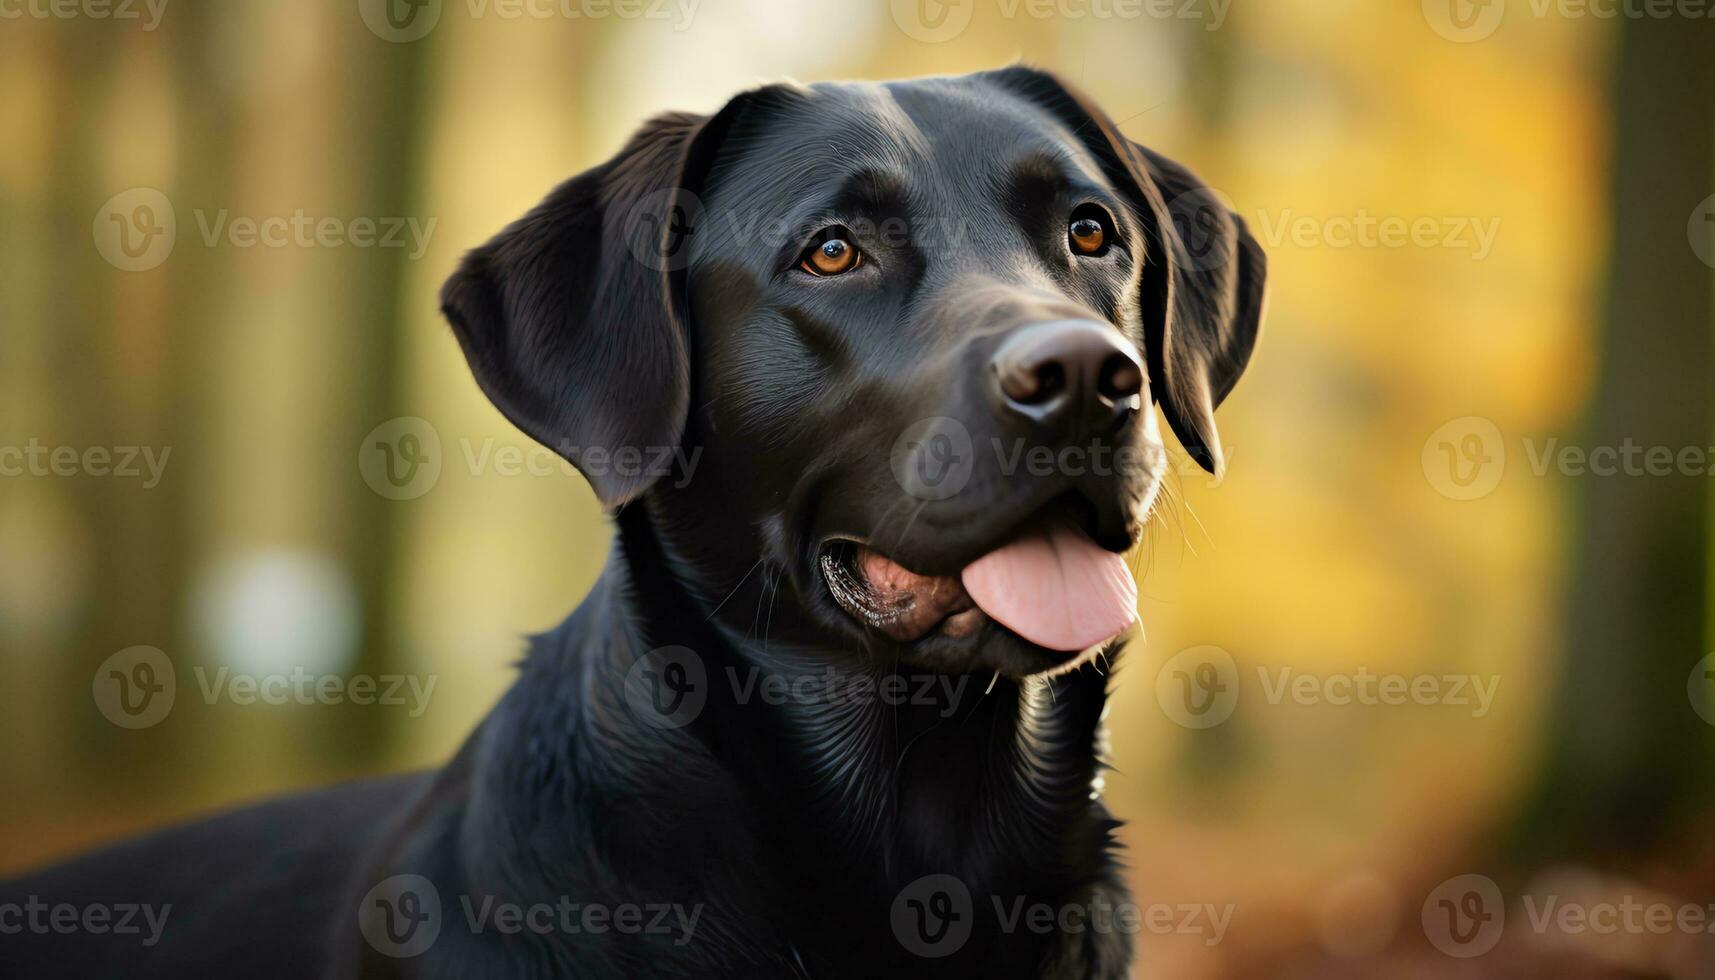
[{"left": 441, "top": 68, "right": 1265, "bottom": 679}]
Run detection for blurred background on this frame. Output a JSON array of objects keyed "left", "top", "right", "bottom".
[{"left": 2, "top": 0, "right": 1713, "bottom": 976}]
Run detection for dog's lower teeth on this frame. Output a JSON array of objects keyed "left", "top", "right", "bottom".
[
  {"left": 821, "top": 547, "right": 916, "bottom": 628},
  {"left": 821, "top": 544, "right": 982, "bottom": 641}
]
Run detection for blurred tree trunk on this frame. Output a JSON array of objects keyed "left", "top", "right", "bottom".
[
  {"left": 173, "top": 6, "right": 430, "bottom": 778},
  {"left": 47, "top": 22, "right": 195, "bottom": 800},
  {"left": 37, "top": 4, "right": 429, "bottom": 824},
  {"left": 1510, "top": 14, "right": 1715, "bottom": 862},
  {"left": 337, "top": 32, "right": 430, "bottom": 764}
]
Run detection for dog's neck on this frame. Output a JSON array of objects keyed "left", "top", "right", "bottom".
[{"left": 461, "top": 505, "right": 1125, "bottom": 969}]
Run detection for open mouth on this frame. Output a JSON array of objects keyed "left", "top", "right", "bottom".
[{"left": 819, "top": 504, "right": 1138, "bottom": 655}]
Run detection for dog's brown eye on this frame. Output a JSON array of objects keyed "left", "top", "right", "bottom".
[
  {"left": 1069, "top": 215, "right": 1106, "bottom": 255},
  {"left": 800, "top": 236, "right": 860, "bottom": 276}
]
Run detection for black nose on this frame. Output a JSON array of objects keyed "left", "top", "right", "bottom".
[{"left": 990, "top": 320, "right": 1143, "bottom": 429}]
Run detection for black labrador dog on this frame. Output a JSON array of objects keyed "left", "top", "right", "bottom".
[{"left": 1, "top": 66, "right": 1263, "bottom": 978}]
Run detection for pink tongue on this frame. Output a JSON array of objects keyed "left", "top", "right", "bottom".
[{"left": 960, "top": 518, "right": 1138, "bottom": 652}]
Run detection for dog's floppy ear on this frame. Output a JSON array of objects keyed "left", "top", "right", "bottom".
[
  {"left": 984, "top": 67, "right": 1266, "bottom": 476},
  {"left": 440, "top": 103, "right": 742, "bottom": 507}
]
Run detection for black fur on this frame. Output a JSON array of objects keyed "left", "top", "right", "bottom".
[{"left": 1, "top": 67, "right": 1263, "bottom": 978}]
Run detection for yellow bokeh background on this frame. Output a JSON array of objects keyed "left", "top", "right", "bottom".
[{"left": 3, "top": 1, "right": 1711, "bottom": 976}]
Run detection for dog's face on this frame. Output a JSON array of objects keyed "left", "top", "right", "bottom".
[{"left": 441, "top": 68, "right": 1265, "bottom": 679}]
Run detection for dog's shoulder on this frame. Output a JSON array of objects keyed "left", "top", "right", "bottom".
[{"left": 0, "top": 772, "right": 434, "bottom": 979}]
